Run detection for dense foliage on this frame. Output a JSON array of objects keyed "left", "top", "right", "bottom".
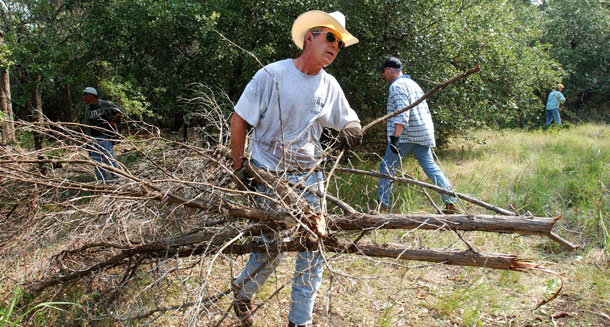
[
  {"left": 541, "top": 0, "right": 610, "bottom": 121},
  {"left": 1, "top": 0, "right": 608, "bottom": 143}
]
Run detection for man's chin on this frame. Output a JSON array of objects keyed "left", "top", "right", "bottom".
[{"left": 322, "top": 58, "right": 335, "bottom": 67}]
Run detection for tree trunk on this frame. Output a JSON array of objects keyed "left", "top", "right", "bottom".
[
  {"left": 33, "top": 74, "right": 43, "bottom": 150},
  {"left": 64, "top": 84, "right": 73, "bottom": 122},
  {"left": 0, "top": 30, "right": 15, "bottom": 145},
  {"left": 31, "top": 75, "right": 46, "bottom": 173}
]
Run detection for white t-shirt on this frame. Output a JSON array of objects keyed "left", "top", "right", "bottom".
[{"left": 235, "top": 59, "right": 359, "bottom": 171}]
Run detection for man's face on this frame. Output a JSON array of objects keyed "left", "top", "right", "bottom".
[
  {"left": 83, "top": 93, "right": 96, "bottom": 105},
  {"left": 558, "top": 86, "right": 564, "bottom": 92},
  {"left": 307, "top": 27, "right": 342, "bottom": 67},
  {"left": 381, "top": 67, "right": 395, "bottom": 83}
]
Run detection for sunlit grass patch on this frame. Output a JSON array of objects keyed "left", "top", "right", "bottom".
[
  {"left": 441, "top": 124, "right": 609, "bottom": 237},
  {"left": 325, "top": 123, "right": 608, "bottom": 326}
]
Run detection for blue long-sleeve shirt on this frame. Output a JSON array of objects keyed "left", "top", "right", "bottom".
[{"left": 546, "top": 90, "right": 565, "bottom": 110}]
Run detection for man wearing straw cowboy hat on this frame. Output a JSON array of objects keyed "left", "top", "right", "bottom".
[{"left": 230, "top": 9, "right": 362, "bottom": 327}]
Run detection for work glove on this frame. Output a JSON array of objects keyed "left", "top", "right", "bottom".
[
  {"left": 338, "top": 121, "right": 363, "bottom": 149},
  {"left": 232, "top": 158, "right": 258, "bottom": 191},
  {"left": 389, "top": 136, "right": 401, "bottom": 155}
]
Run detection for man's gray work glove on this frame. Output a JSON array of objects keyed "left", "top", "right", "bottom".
[
  {"left": 389, "top": 136, "right": 401, "bottom": 155},
  {"left": 232, "top": 158, "right": 258, "bottom": 191},
  {"left": 338, "top": 121, "right": 363, "bottom": 150}
]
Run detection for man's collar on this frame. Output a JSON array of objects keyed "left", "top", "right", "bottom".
[{"left": 391, "top": 74, "right": 410, "bottom": 84}]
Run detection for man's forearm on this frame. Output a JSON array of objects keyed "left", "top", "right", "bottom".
[
  {"left": 230, "top": 113, "right": 248, "bottom": 170},
  {"left": 393, "top": 124, "right": 404, "bottom": 137}
]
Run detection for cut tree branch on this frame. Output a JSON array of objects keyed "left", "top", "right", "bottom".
[
  {"left": 30, "top": 231, "right": 544, "bottom": 293},
  {"left": 335, "top": 167, "right": 515, "bottom": 216},
  {"left": 330, "top": 213, "right": 558, "bottom": 236}
]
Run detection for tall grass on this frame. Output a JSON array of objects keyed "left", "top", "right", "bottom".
[
  {"left": 447, "top": 124, "right": 609, "bottom": 244},
  {"left": 0, "top": 286, "right": 77, "bottom": 327},
  {"left": 333, "top": 123, "right": 609, "bottom": 326},
  {"left": 337, "top": 123, "right": 609, "bottom": 245}
]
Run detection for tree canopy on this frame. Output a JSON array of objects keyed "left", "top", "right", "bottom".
[
  {"left": 1, "top": 0, "right": 607, "bottom": 143},
  {"left": 541, "top": 0, "right": 610, "bottom": 120}
]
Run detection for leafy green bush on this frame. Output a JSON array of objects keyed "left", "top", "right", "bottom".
[{"left": 99, "top": 77, "right": 152, "bottom": 120}]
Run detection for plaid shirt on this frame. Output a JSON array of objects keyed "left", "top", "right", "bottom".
[{"left": 386, "top": 75, "right": 436, "bottom": 147}]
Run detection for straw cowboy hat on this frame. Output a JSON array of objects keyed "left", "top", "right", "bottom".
[{"left": 291, "top": 10, "right": 359, "bottom": 50}]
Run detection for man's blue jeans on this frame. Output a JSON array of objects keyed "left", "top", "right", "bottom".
[
  {"left": 545, "top": 108, "right": 561, "bottom": 126},
  {"left": 89, "top": 135, "right": 118, "bottom": 183},
  {"left": 377, "top": 142, "right": 456, "bottom": 208},
  {"left": 234, "top": 168, "right": 324, "bottom": 326}
]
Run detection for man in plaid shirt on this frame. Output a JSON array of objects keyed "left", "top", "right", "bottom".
[{"left": 376, "top": 57, "right": 458, "bottom": 214}]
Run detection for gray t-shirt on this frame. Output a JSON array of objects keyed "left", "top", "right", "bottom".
[{"left": 235, "top": 59, "right": 359, "bottom": 171}]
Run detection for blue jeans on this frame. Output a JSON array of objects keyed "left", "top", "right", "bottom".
[
  {"left": 234, "top": 168, "right": 324, "bottom": 326},
  {"left": 89, "top": 135, "right": 118, "bottom": 183},
  {"left": 377, "top": 142, "right": 456, "bottom": 208},
  {"left": 545, "top": 108, "right": 561, "bottom": 126}
]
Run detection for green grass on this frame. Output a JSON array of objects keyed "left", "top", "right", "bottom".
[
  {"left": 338, "top": 123, "right": 610, "bottom": 241},
  {"left": 0, "top": 286, "right": 77, "bottom": 327},
  {"left": 328, "top": 123, "right": 609, "bottom": 326},
  {"left": 461, "top": 125, "right": 609, "bottom": 242}
]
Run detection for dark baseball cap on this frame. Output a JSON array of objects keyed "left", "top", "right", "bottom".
[{"left": 376, "top": 57, "right": 402, "bottom": 71}]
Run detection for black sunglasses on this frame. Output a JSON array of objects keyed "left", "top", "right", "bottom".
[{"left": 311, "top": 31, "right": 345, "bottom": 50}]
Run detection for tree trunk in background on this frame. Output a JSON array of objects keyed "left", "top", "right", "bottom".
[
  {"left": 0, "top": 30, "right": 15, "bottom": 145},
  {"left": 64, "top": 85, "right": 74, "bottom": 121},
  {"left": 33, "top": 75, "right": 43, "bottom": 150},
  {"left": 32, "top": 75, "right": 47, "bottom": 173},
  {"left": 1, "top": 68, "right": 15, "bottom": 145}
]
